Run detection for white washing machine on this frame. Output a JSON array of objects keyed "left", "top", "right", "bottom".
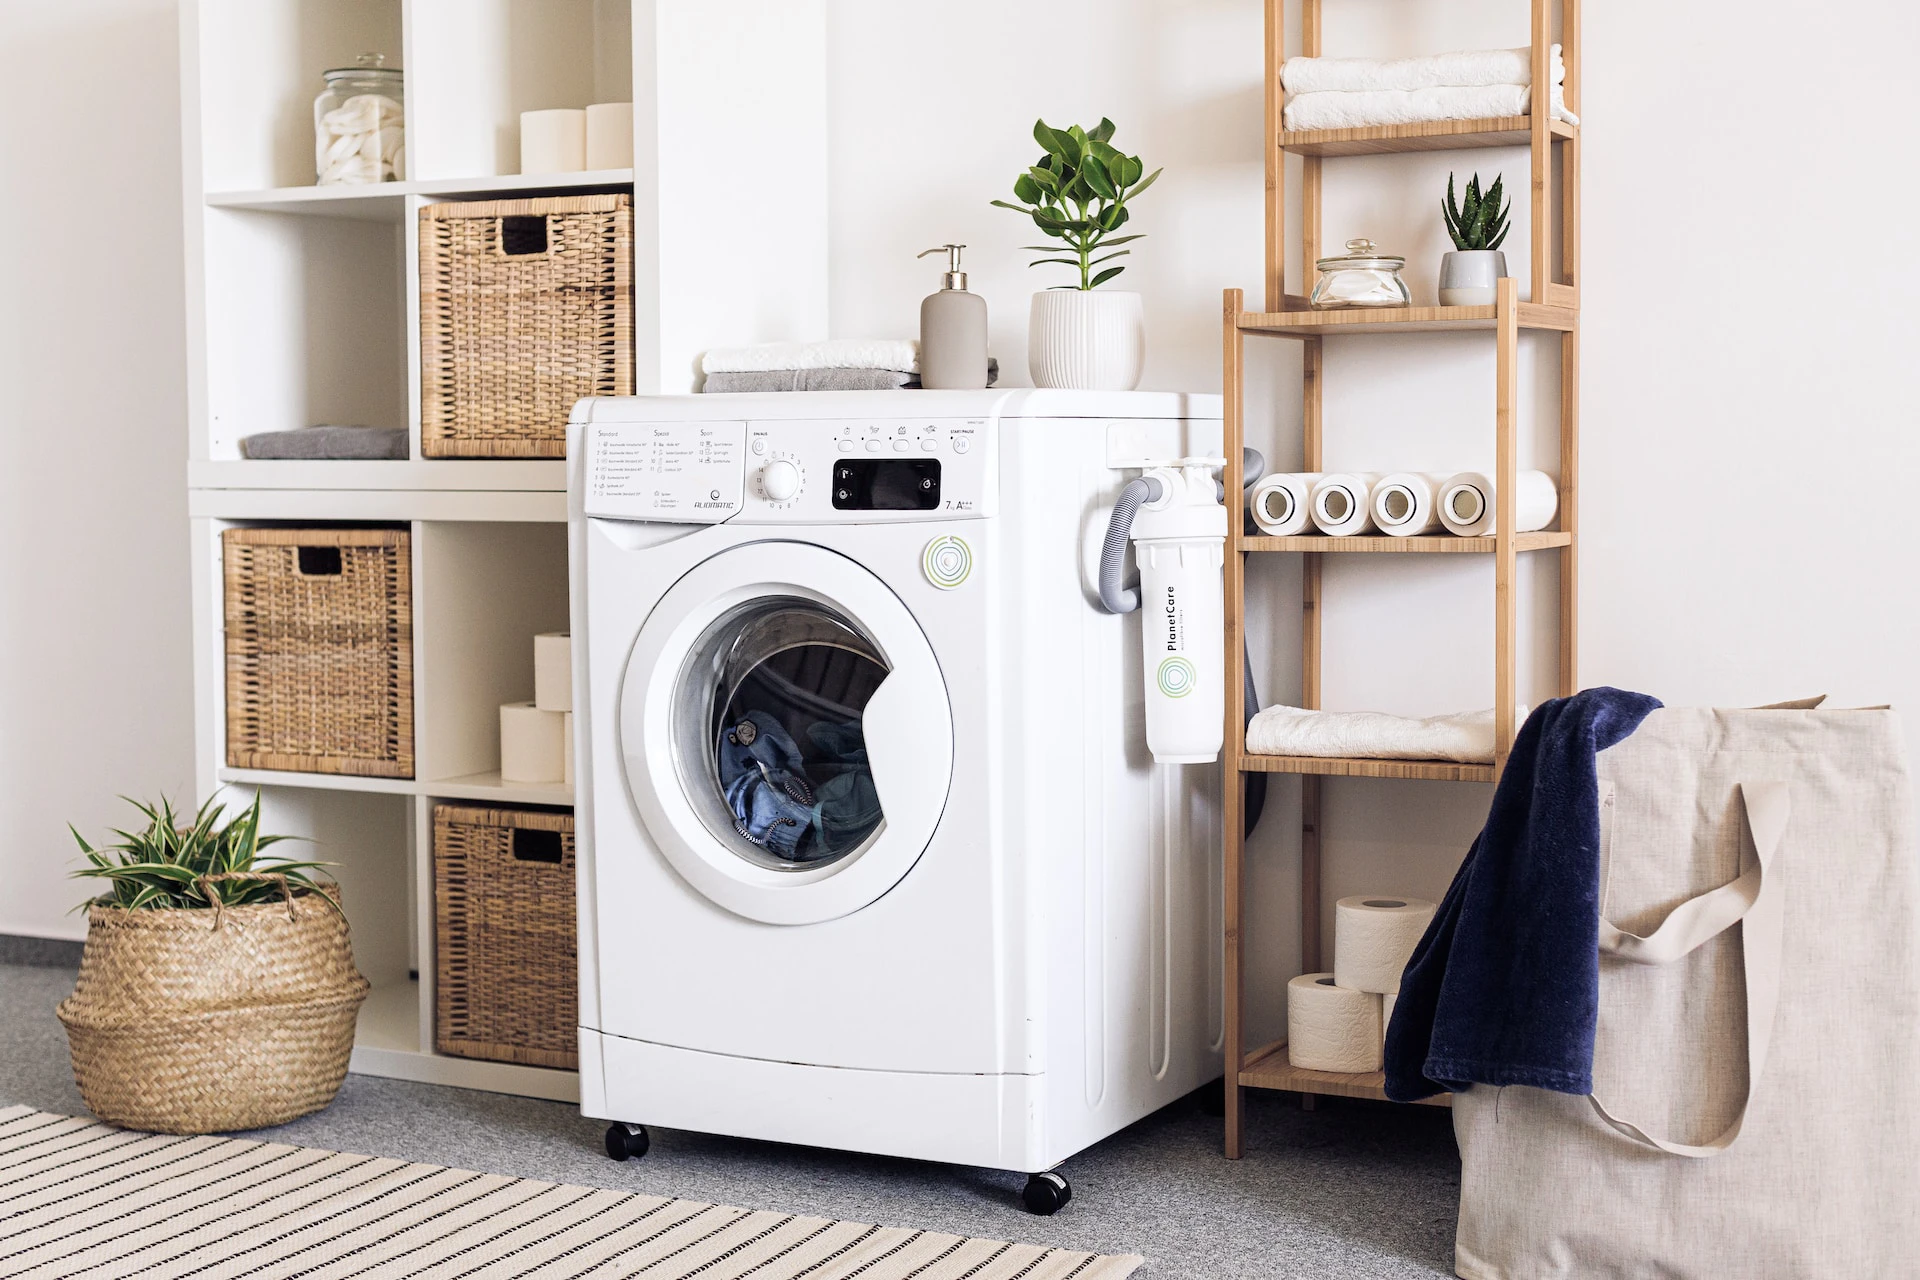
[{"left": 567, "top": 389, "right": 1224, "bottom": 1213}]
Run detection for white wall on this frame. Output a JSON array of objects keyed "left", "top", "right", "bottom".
[
  {"left": 826, "top": 0, "right": 1920, "bottom": 1043},
  {"left": 0, "top": 0, "right": 194, "bottom": 941}
]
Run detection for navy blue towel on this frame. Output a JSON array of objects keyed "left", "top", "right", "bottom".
[{"left": 1384, "top": 687, "right": 1663, "bottom": 1101}]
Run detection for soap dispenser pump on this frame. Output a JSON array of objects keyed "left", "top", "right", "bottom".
[{"left": 917, "top": 244, "right": 989, "bottom": 390}]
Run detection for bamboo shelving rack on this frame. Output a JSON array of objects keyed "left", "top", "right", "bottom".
[{"left": 1221, "top": 0, "right": 1581, "bottom": 1158}]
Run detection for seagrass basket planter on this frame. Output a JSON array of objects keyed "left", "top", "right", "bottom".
[
  {"left": 433, "top": 805, "right": 578, "bottom": 1069},
  {"left": 56, "top": 884, "right": 369, "bottom": 1134},
  {"left": 419, "top": 193, "right": 634, "bottom": 458}
]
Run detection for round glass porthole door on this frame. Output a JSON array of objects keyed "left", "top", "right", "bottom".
[
  {"left": 672, "top": 598, "right": 887, "bottom": 871},
  {"left": 620, "top": 541, "right": 955, "bottom": 925}
]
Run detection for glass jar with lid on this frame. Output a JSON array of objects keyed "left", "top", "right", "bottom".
[
  {"left": 1309, "top": 238, "right": 1411, "bottom": 309},
  {"left": 314, "top": 53, "right": 404, "bottom": 185}
]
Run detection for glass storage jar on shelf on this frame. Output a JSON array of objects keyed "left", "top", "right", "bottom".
[
  {"left": 314, "top": 54, "right": 404, "bottom": 185},
  {"left": 1309, "top": 238, "right": 1411, "bottom": 309}
]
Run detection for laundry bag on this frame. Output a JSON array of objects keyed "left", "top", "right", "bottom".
[{"left": 1452, "top": 705, "right": 1920, "bottom": 1279}]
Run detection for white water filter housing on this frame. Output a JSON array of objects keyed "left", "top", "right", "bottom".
[{"left": 1132, "top": 464, "right": 1227, "bottom": 763}]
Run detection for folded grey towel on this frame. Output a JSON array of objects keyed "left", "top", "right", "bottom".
[
  {"left": 240, "top": 425, "right": 408, "bottom": 460},
  {"left": 704, "top": 368, "right": 915, "bottom": 392},
  {"left": 701, "top": 359, "right": 999, "bottom": 393}
]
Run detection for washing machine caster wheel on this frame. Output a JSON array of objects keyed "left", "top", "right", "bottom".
[
  {"left": 605, "top": 1123, "right": 650, "bottom": 1162},
  {"left": 1021, "top": 1171, "right": 1072, "bottom": 1216}
]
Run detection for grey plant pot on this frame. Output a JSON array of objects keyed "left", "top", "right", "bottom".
[{"left": 1438, "top": 250, "right": 1507, "bottom": 307}]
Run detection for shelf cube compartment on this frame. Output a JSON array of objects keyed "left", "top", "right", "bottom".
[{"left": 192, "top": 0, "right": 406, "bottom": 193}]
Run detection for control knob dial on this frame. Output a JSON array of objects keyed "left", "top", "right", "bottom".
[{"left": 761, "top": 458, "right": 801, "bottom": 502}]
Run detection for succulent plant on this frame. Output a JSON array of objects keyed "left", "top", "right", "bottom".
[
  {"left": 71, "top": 791, "right": 337, "bottom": 913},
  {"left": 1443, "top": 172, "right": 1510, "bottom": 252},
  {"left": 992, "top": 118, "right": 1161, "bottom": 290}
]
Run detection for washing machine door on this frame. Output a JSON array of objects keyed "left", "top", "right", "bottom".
[{"left": 619, "top": 541, "right": 954, "bottom": 925}]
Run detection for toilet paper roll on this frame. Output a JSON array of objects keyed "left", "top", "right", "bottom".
[
  {"left": 1334, "top": 895, "right": 1438, "bottom": 994},
  {"left": 1288, "top": 973, "right": 1383, "bottom": 1073},
  {"left": 534, "top": 631, "right": 572, "bottom": 712},
  {"left": 586, "top": 102, "right": 634, "bottom": 170},
  {"left": 1370, "top": 472, "right": 1448, "bottom": 537},
  {"left": 1247, "top": 473, "right": 1320, "bottom": 536},
  {"left": 1382, "top": 991, "right": 1398, "bottom": 1049},
  {"left": 1437, "top": 470, "right": 1559, "bottom": 537},
  {"left": 501, "top": 701, "right": 566, "bottom": 783},
  {"left": 520, "top": 108, "right": 587, "bottom": 175},
  {"left": 563, "top": 711, "right": 575, "bottom": 788},
  {"left": 1310, "top": 472, "right": 1382, "bottom": 536}
]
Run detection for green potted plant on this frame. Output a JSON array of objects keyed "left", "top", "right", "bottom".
[
  {"left": 1439, "top": 171, "right": 1510, "bottom": 306},
  {"left": 55, "top": 792, "right": 368, "bottom": 1134},
  {"left": 993, "top": 118, "right": 1160, "bottom": 389}
]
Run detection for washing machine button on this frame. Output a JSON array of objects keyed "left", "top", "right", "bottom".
[
  {"left": 837, "top": 438, "right": 855, "bottom": 453},
  {"left": 864, "top": 439, "right": 882, "bottom": 453},
  {"left": 892, "top": 438, "right": 910, "bottom": 452},
  {"left": 750, "top": 438, "right": 768, "bottom": 456},
  {"left": 919, "top": 437, "right": 937, "bottom": 452},
  {"left": 952, "top": 436, "right": 972, "bottom": 454}
]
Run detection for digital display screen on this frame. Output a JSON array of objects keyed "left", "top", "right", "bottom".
[{"left": 831, "top": 459, "right": 941, "bottom": 511}]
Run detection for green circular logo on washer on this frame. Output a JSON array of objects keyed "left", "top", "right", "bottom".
[
  {"left": 922, "top": 536, "right": 973, "bottom": 589},
  {"left": 1157, "top": 656, "right": 1198, "bottom": 698}
]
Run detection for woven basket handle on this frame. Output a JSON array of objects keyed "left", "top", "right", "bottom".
[{"left": 194, "top": 872, "right": 315, "bottom": 927}]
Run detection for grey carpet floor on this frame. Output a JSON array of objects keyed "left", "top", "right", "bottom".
[{"left": 0, "top": 962, "right": 1459, "bottom": 1278}]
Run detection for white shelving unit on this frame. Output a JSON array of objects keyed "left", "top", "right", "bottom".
[{"left": 179, "top": 0, "right": 829, "bottom": 1100}]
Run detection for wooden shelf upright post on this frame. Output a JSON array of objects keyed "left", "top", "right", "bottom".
[{"left": 1220, "top": 0, "right": 1581, "bottom": 1155}]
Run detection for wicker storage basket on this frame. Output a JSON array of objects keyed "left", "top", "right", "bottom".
[
  {"left": 56, "top": 886, "right": 369, "bottom": 1134},
  {"left": 223, "top": 527, "right": 413, "bottom": 778},
  {"left": 419, "top": 194, "right": 634, "bottom": 458},
  {"left": 434, "top": 805, "right": 578, "bottom": 1069}
]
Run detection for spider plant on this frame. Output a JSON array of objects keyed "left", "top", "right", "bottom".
[
  {"left": 71, "top": 792, "right": 337, "bottom": 913},
  {"left": 992, "top": 118, "right": 1161, "bottom": 290},
  {"left": 1442, "top": 172, "right": 1511, "bottom": 251}
]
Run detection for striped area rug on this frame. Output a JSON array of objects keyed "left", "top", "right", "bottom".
[{"left": 0, "top": 1107, "right": 1142, "bottom": 1279}]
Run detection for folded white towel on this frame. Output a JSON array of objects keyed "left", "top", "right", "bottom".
[
  {"left": 1246, "top": 705, "right": 1519, "bottom": 764},
  {"left": 1281, "top": 45, "right": 1565, "bottom": 96},
  {"left": 1283, "top": 83, "right": 1577, "bottom": 132},
  {"left": 701, "top": 339, "right": 920, "bottom": 376}
]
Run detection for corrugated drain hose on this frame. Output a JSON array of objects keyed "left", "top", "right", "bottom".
[{"left": 1097, "top": 450, "right": 1267, "bottom": 837}]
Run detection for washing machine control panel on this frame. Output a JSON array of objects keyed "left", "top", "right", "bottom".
[{"left": 584, "top": 417, "right": 993, "bottom": 523}]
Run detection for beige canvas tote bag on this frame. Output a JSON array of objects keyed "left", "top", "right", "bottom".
[{"left": 1453, "top": 705, "right": 1920, "bottom": 1279}]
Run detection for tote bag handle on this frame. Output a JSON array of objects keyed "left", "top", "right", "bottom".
[{"left": 1587, "top": 781, "right": 1789, "bottom": 1158}]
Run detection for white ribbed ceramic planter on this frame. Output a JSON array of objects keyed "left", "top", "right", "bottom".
[
  {"left": 1438, "top": 250, "right": 1507, "bottom": 307},
  {"left": 1028, "top": 289, "right": 1145, "bottom": 390}
]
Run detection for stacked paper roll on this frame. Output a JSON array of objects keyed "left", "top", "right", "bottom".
[
  {"left": 586, "top": 103, "right": 634, "bottom": 169},
  {"left": 1438, "top": 470, "right": 1559, "bottom": 536},
  {"left": 521, "top": 108, "right": 587, "bottom": 174},
  {"left": 1382, "top": 991, "right": 1398, "bottom": 1049},
  {"left": 1247, "top": 473, "right": 1320, "bottom": 535},
  {"left": 535, "top": 632, "right": 572, "bottom": 712},
  {"left": 1288, "top": 973, "right": 1383, "bottom": 1072},
  {"left": 1310, "top": 472, "right": 1382, "bottom": 536},
  {"left": 563, "top": 711, "right": 575, "bottom": 787},
  {"left": 1333, "top": 895, "right": 1437, "bottom": 994},
  {"left": 1370, "top": 472, "right": 1448, "bottom": 537},
  {"left": 501, "top": 701, "right": 565, "bottom": 783}
]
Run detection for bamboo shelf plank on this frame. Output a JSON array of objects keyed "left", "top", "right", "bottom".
[
  {"left": 1243, "top": 532, "right": 1570, "bottom": 554},
  {"left": 1239, "top": 755, "right": 1495, "bottom": 782},
  {"left": 1281, "top": 116, "right": 1576, "bottom": 157},
  {"left": 1241, "top": 1039, "right": 1452, "bottom": 1108},
  {"left": 1239, "top": 303, "right": 1576, "bottom": 336}
]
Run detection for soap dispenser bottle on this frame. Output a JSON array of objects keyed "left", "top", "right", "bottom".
[{"left": 917, "top": 244, "right": 988, "bottom": 390}]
